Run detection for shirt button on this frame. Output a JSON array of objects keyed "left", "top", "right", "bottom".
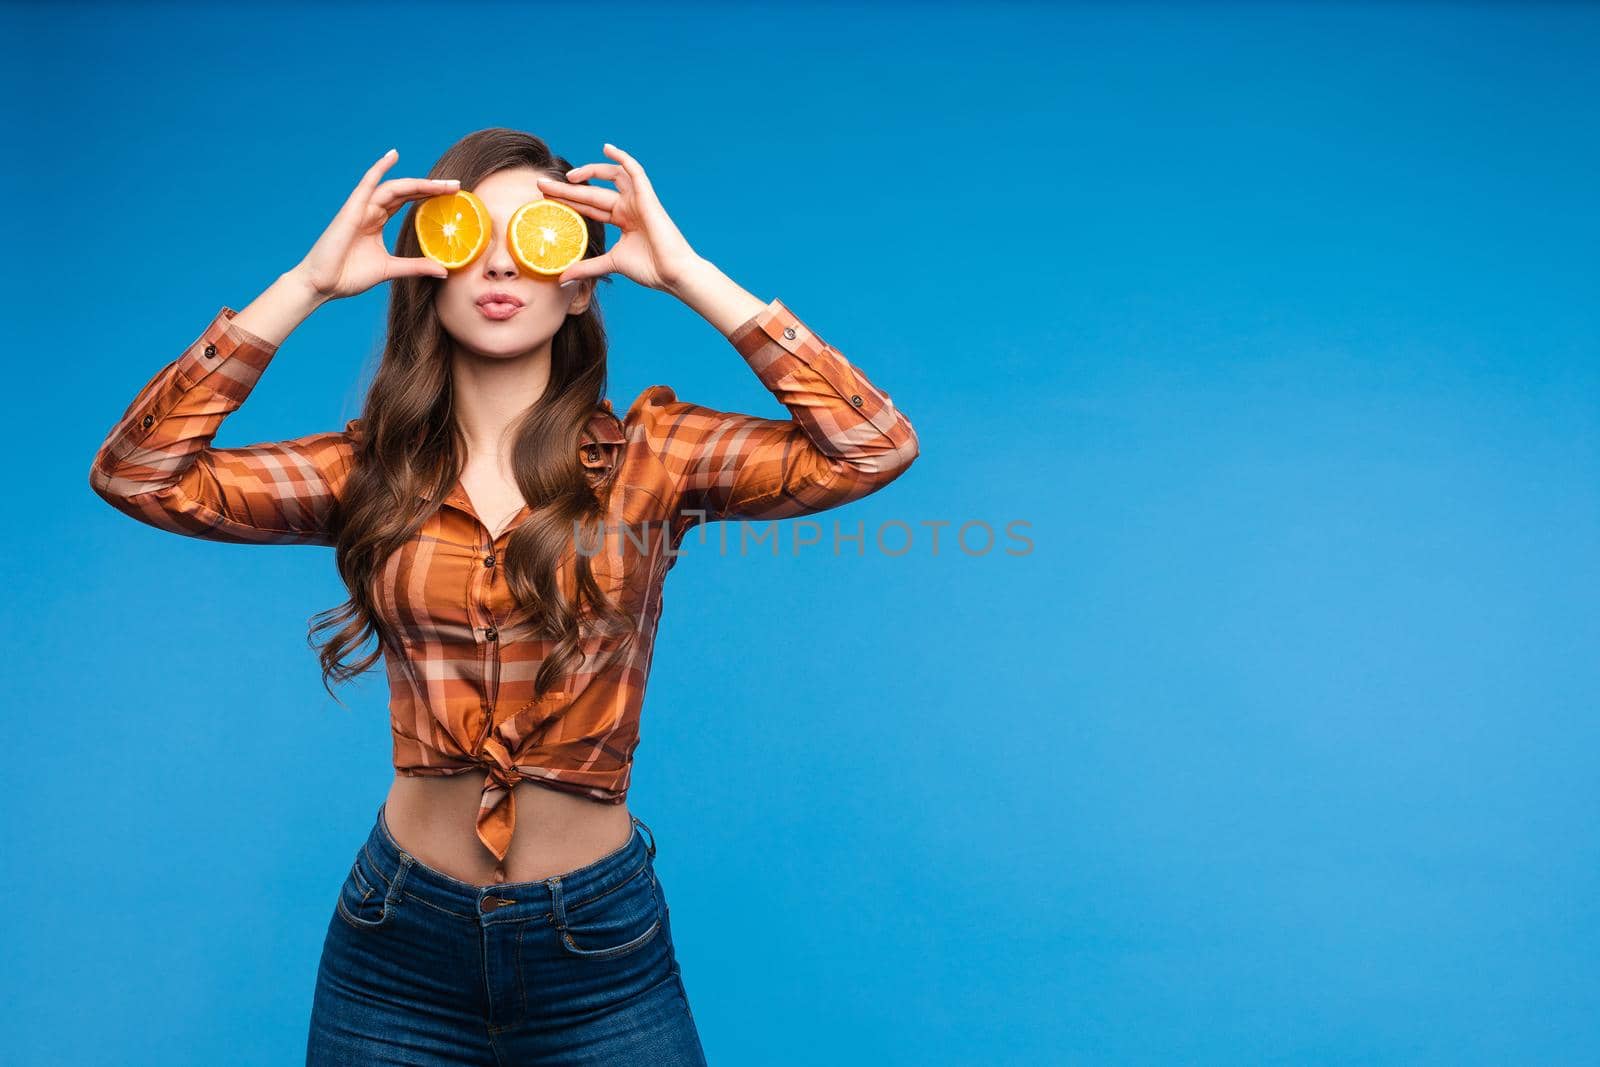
[
  {"left": 850, "top": 394, "right": 863, "bottom": 407},
  {"left": 783, "top": 327, "right": 796, "bottom": 340},
  {"left": 203, "top": 343, "right": 217, "bottom": 358},
  {"left": 142, "top": 414, "right": 154, "bottom": 428},
  {"left": 484, "top": 555, "right": 495, "bottom": 567},
  {"left": 484, "top": 627, "right": 498, "bottom": 641}
]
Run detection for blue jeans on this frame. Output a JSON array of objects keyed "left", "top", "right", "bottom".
[{"left": 306, "top": 802, "right": 707, "bottom": 1065}]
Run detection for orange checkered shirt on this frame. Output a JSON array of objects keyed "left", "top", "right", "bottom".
[{"left": 90, "top": 297, "right": 920, "bottom": 875}]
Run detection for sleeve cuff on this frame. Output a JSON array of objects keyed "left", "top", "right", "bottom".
[
  {"left": 727, "top": 297, "right": 903, "bottom": 438},
  {"left": 172, "top": 305, "right": 279, "bottom": 399}
]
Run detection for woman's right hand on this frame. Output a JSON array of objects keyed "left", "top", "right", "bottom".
[{"left": 290, "top": 148, "right": 460, "bottom": 304}]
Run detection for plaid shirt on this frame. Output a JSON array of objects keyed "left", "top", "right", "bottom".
[{"left": 90, "top": 297, "right": 919, "bottom": 876}]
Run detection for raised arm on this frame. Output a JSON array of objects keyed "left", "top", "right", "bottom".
[
  {"left": 87, "top": 303, "right": 358, "bottom": 546},
  {"left": 89, "top": 148, "right": 464, "bottom": 546},
  {"left": 630, "top": 294, "right": 920, "bottom": 531},
  {"left": 536, "top": 146, "right": 919, "bottom": 533}
]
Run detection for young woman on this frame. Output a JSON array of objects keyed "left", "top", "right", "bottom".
[{"left": 89, "top": 128, "right": 919, "bottom": 1065}]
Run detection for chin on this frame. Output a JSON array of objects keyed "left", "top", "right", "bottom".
[{"left": 445, "top": 312, "right": 552, "bottom": 356}]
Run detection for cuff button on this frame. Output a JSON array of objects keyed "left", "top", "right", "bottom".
[
  {"left": 850, "top": 394, "right": 863, "bottom": 406},
  {"left": 783, "top": 327, "right": 796, "bottom": 340},
  {"left": 142, "top": 414, "right": 154, "bottom": 428},
  {"left": 203, "top": 343, "right": 217, "bottom": 358}
]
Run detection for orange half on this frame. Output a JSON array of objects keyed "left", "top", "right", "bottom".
[
  {"left": 415, "top": 190, "right": 491, "bottom": 270},
  {"left": 508, "top": 199, "right": 588, "bottom": 276}
]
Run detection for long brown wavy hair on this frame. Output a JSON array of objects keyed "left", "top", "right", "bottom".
[{"left": 309, "top": 127, "right": 634, "bottom": 708}]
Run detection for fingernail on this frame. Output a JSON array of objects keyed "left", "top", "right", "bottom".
[{"left": 560, "top": 279, "right": 576, "bottom": 288}]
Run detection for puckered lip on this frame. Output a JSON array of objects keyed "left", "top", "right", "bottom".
[{"left": 476, "top": 290, "right": 524, "bottom": 307}]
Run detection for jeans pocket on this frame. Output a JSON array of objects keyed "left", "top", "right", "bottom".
[
  {"left": 335, "top": 846, "right": 393, "bottom": 931},
  {"left": 555, "top": 862, "right": 663, "bottom": 960}
]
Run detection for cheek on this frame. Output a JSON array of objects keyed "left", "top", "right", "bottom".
[
  {"left": 441, "top": 278, "right": 472, "bottom": 311},
  {"left": 433, "top": 285, "right": 491, "bottom": 342}
]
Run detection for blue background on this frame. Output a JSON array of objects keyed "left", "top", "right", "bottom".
[{"left": 6, "top": 2, "right": 1598, "bottom": 1063}]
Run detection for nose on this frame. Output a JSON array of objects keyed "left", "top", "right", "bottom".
[{"left": 480, "top": 230, "right": 521, "bottom": 279}]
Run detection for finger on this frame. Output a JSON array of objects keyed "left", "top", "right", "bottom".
[
  {"left": 535, "top": 177, "right": 617, "bottom": 216},
  {"left": 541, "top": 199, "right": 613, "bottom": 227},
  {"left": 372, "top": 176, "right": 461, "bottom": 213},
  {"left": 559, "top": 251, "right": 616, "bottom": 285},
  {"left": 391, "top": 254, "right": 451, "bottom": 280},
  {"left": 563, "top": 160, "right": 629, "bottom": 195},
  {"left": 598, "top": 144, "right": 661, "bottom": 213},
  {"left": 601, "top": 143, "right": 652, "bottom": 191},
  {"left": 553, "top": 199, "right": 613, "bottom": 226},
  {"left": 337, "top": 148, "right": 401, "bottom": 224}
]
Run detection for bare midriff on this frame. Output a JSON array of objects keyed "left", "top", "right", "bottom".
[{"left": 383, "top": 772, "right": 634, "bottom": 886}]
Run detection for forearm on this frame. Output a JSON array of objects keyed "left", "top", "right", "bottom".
[
  {"left": 230, "top": 267, "right": 328, "bottom": 349},
  {"left": 662, "top": 256, "right": 768, "bottom": 340}
]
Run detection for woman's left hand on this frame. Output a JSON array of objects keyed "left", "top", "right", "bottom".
[{"left": 537, "top": 144, "right": 702, "bottom": 293}]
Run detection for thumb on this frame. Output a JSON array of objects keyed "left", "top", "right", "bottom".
[
  {"left": 401, "top": 256, "right": 451, "bottom": 280},
  {"left": 560, "top": 250, "right": 615, "bottom": 288}
]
